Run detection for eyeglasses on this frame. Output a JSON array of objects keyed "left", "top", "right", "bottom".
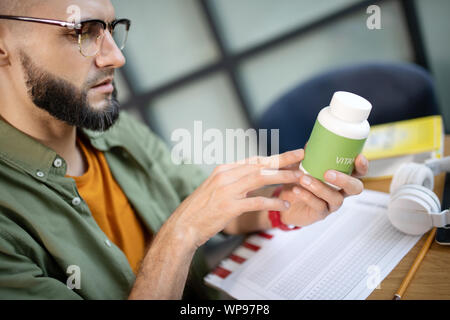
[{"left": 0, "top": 15, "right": 131, "bottom": 57}]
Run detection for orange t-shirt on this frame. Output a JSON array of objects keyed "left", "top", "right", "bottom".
[{"left": 66, "top": 137, "right": 151, "bottom": 274}]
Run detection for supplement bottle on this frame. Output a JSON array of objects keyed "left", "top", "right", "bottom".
[{"left": 299, "top": 91, "right": 372, "bottom": 189}]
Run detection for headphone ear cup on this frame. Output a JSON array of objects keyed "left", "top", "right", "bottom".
[
  {"left": 409, "top": 165, "right": 434, "bottom": 190},
  {"left": 388, "top": 184, "right": 441, "bottom": 235},
  {"left": 390, "top": 163, "right": 434, "bottom": 194}
]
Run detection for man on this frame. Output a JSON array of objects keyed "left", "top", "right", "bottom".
[{"left": 0, "top": 0, "right": 368, "bottom": 299}]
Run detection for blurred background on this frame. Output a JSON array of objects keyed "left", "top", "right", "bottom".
[{"left": 110, "top": 0, "right": 450, "bottom": 173}]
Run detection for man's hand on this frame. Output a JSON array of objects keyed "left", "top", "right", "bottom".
[
  {"left": 130, "top": 149, "right": 308, "bottom": 299},
  {"left": 278, "top": 152, "right": 369, "bottom": 227},
  {"left": 168, "top": 149, "right": 307, "bottom": 249}
]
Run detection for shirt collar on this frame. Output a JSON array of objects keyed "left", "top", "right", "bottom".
[{"left": 0, "top": 116, "right": 118, "bottom": 179}]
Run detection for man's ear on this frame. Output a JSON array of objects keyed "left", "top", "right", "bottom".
[{"left": 0, "top": 26, "right": 11, "bottom": 67}]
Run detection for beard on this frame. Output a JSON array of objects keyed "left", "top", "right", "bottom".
[{"left": 19, "top": 51, "right": 120, "bottom": 132}]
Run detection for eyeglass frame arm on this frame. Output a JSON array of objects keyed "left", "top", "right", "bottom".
[{"left": 0, "top": 15, "right": 130, "bottom": 56}]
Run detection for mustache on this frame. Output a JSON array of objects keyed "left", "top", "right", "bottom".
[{"left": 85, "top": 70, "right": 115, "bottom": 88}]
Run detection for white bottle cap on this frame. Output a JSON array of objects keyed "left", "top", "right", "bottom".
[{"left": 329, "top": 91, "right": 372, "bottom": 123}]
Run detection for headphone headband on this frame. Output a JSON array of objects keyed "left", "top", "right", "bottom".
[
  {"left": 425, "top": 156, "right": 450, "bottom": 176},
  {"left": 432, "top": 209, "right": 450, "bottom": 229}
]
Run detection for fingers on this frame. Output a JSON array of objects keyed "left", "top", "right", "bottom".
[
  {"left": 211, "top": 162, "right": 243, "bottom": 174},
  {"left": 298, "top": 174, "right": 345, "bottom": 213},
  {"left": 208, "top": 163, "right": 264, "bottom": 187},
  {"left": 291, "top": 186, "right": 328, "bottom": 215},
  {"left": 207, "top": 149, "right": 304, "bottom": 184},
  {"left": 323, "top": 170, "right": 364, "bottom": 197},
  {"left": 270, "top": 149, "right": 305, "bottom": 169},
  {"left": 352, "top": 154, "right": 369, "bottom": 178},
  {"left": 280, "top": 162, "right": 301, "bottom": 171},
  {"left": 206, "top": 149, "right": 305, "bottom": 190},
  {"left": 232, "top": 169, "right": 303, "bottom": 195},
  {"left": 238, "top": 196, "right": 291, "bottom": 214},
  {"left": 239, "top": 149, "right": 304, "bottom": 169}
]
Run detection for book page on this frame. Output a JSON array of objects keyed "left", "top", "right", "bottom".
[{"left": 205, "top": 190, "right": 421, "bottom": 300}]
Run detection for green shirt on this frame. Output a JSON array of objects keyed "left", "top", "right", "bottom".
[{"left": 0, "top": 111, "right": 220, "bottom": 300}]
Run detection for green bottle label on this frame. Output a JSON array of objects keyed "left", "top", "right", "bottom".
[{"left": 301, "top": 120, "right": 367, "bottom": 181}]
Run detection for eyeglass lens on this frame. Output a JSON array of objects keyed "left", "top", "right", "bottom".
[{"left": 79, "top": 20, "right": 128, "bottom": 57}]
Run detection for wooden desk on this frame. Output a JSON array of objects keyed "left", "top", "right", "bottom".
[{"left": 366, "top": 135, "right": 450, "bottom": 299}]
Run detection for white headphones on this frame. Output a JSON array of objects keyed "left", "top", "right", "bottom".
[{"left": 388, "top": 157, "right": 450, "bottom": 235}]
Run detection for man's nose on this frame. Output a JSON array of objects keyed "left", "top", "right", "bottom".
[{"left": 95, "top": 30, "right": 126, "bottom": 69}]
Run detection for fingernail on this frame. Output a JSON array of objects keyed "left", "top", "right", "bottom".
[
  {"left": 294, "top": 171, "right": 302, "bottom": 178},
  {"left": 293, "top": 187, "right": 301, "bottom": 194},
  {"left": 361, "top": 156, "right": 368, "bottom": 167},
  {"left": 284, "top": 201, "right": 290, "bottom": 209},
  {"left": 325, "top": 171, "right": 337, "bottom": 182},
  {"left": 301, "top": 175, "right": 311, "bottom": 186},
  {"left": 294, "top": 149, "right": 304, "bottom": 157}
]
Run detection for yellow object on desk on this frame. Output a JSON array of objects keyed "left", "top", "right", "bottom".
[
  {"left": 362, "top": 115, "right": 444, "bottom": 180},
  {"left": 393, "top": 228, "right": 437, "bottom": 300}
]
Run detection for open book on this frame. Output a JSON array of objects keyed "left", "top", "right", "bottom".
[{"left": 204, "top": 190, "right": 421, "bottom": 300}]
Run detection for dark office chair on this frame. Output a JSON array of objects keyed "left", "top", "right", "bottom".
[{"left": 257, "top": 62, "right": 441, "bottom": 154}]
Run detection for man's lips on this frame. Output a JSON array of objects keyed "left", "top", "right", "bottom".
[{"left": 90, "top": 78, "right": 114, "bottom": 94}]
